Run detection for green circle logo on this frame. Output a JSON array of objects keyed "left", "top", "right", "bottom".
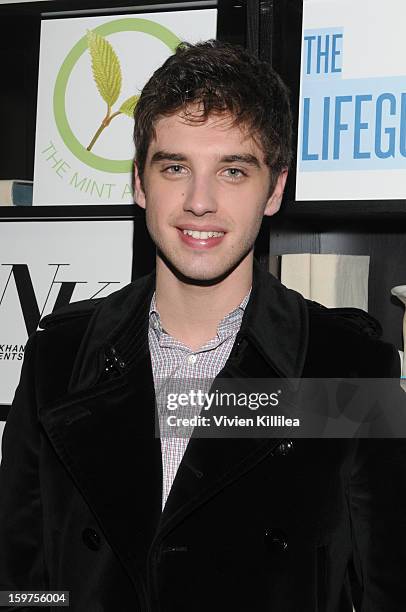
[{"left": 54, "top": 18, "right": 181, "bottom": 174}]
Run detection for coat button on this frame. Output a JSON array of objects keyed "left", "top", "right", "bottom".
[
  {"left": 264, "top": 528, "right": 288, "bottom": 552},
  {"left": 274, "top": 439, "right": 293, "bottom": 456},
  {"left": 82, "top": 528, "right": 101, "bottom": 551}
]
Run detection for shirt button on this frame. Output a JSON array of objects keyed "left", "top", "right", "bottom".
[
  {"left": 153, "top": 320, "right": 160, "bottom": 330},
  {"left": 187, "top": 354, "right": 197, "bottom": 365}
]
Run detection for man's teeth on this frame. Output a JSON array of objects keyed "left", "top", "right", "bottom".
[{"left": 182, "top": 230, "right": 224, "bottom": 239}]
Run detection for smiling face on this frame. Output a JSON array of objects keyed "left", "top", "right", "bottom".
[{"left": 134, "top": 109, "right": 287, "bottom": 284}]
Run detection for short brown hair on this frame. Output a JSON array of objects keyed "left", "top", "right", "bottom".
[{"left": 133, "top": 40, "right": 292, "bottom": 186}]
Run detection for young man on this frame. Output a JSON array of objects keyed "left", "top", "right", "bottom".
[{"left": 0, "top": 40, "right": 405, "bottom": 611}]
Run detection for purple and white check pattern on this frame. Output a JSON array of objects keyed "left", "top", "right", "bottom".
[{"left": 148, "top": 291, "right": 250, "bottom": 509}]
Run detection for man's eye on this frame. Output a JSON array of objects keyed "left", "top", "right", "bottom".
[
  {"left": 163, "top": 165, "right": 185, "bottom": 174},
  {"left": 224, "top": 168, "right": 246, "bottom": 179}
]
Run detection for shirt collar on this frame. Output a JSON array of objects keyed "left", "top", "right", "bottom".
[{"left": 149, "top": 289, "right": 251, "bottom": 341}]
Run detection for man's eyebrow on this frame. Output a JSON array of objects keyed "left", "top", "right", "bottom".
[
  {"left": 150, "top": 151, "right": 187, "bottom": 163},
  {"left": 220, "top": 154, "right": 261, "bottom": 168},
  {"left": 150, "top": 151, "right": 262, "bottom": 167}
]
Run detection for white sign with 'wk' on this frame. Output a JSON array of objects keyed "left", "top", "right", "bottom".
[{"left": 0, "top": 220, "right": 133, "bottom": 406}]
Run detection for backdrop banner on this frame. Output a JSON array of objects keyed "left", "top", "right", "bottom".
[
  {"left": 0, "top": 220, "right": 133, "bottom": 406},
  {"left": 296, "top": 0, "right": 406, "bottom": 200},
  {"left": 33, "top": 9, "right": 217, "bottom": 205}
]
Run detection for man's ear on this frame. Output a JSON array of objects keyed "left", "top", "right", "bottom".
[
  {"left": 264, "top": 168, "right": 288, "bottom": 217},
  {"left": 134, "top": 162, "right": 146, "bottom": 209}
]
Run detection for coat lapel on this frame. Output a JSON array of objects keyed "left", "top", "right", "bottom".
[
  {"left": 39, "top": 348, "right": 162, "bottom": 587},
  {"left": 158, "top": 266, "right": 309, "bottom": 535},
  {"left": 38, "top": 274, "right": 162, "bottom": 587}
]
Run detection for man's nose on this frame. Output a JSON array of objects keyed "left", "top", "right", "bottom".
[{"left": 183, "top": 176, "right": 217, "bottom": 215}]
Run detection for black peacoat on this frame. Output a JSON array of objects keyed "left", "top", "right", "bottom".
[{"left": 0, "top": 265, "right": 406, "bottom": 611}]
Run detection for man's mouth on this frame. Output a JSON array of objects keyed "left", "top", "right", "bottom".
[
  {"left": 177, "top": 227, "right": 226, "bottom": 249},
  {"left": 182, "top": 229, "right": 225, "bottom": 239}
]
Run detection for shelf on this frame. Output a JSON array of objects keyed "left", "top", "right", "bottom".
[
  {"left": 273, "top": 199, "right": 406, "bottom": 232},
  {"left": 0, "top": 205, "right": 136, "bottom": 221}
]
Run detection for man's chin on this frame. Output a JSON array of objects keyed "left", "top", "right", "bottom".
[
  {"left": 171, "top": 265, "right": 232, "bottom": 286},
  {"left": 157, "top": 250, "right": 240, "bottom": 286}
]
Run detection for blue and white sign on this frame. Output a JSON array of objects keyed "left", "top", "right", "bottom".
[{"left": 296, "top": 0, "right": 406, "bottom": 200}]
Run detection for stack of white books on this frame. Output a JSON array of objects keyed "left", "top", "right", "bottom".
[{"left": 280, "top": 253, "right": 370, "bottom": 311}]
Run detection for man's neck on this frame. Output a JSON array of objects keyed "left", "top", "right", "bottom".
[{"left": 155, "top": 256, "right": 253, "bottom": 351}]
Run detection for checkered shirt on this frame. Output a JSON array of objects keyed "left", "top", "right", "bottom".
[{"left": 148, "top": 290, "right": 250, "bottom": 510}]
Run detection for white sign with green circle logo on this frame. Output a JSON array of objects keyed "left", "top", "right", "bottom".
[{"left": 33, "top": 10, "right": 217, "bottom": 205}]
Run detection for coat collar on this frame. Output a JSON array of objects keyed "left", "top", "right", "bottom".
[{"left": 68, "top": 260, "right": 308, "bottom": 391}]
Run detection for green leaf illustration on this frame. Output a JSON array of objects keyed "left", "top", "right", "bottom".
[
  {"left": 87, "top": 29, "right": 122, "bottom": 108},
  {"left": 118, "top": 95, "right": 139, "bottom": 117}
]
